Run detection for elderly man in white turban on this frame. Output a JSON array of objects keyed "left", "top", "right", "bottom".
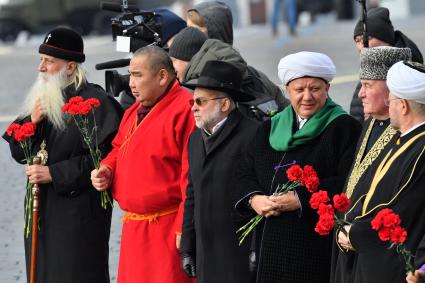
[
  {"left": 336, "top": 61, "right": 425, "bottom": 283},
  {"left": 234, "top": 51, "right": 361, "bottom": 282}
]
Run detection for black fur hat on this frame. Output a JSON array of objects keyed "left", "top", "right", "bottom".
[{"left": 39, "top": 27, "right": 85, "bottom": 62}]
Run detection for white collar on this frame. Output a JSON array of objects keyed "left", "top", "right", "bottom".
[
  {"left": 297, "top": 115, "right": 308, "bottom": 130},
  {"left": 400, "top": 120, "right": 425, "bottom": 137}
]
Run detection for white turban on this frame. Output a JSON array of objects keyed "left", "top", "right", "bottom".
[
  {"left": 277, "top": 51, "right": 336, "bottom": 85},
  {"left": 387, "top": 61, "right": 425, "bottom": 104}
]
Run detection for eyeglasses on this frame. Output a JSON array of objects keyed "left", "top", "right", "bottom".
[
  {"left": 189, "top": 97, "right": 227, "bottom": 107},
  {"left": 384, "top": 97, "right": 403, "bottom": 106}
]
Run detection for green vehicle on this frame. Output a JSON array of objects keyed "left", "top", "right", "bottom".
[{"left": 0, "top": 0, "right": 176, "bottom": 41}]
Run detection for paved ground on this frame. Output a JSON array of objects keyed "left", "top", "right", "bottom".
[{"left": 0, "top": 11, "right": 424, "bottom": 282}]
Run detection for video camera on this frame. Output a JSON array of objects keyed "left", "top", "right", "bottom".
[{"left": 95, "top": 1, "right": 185, "bottom": 105}]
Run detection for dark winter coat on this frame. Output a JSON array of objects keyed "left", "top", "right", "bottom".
[
  {"left": 234, "top": 111, "right": 361, "bottom": 282},
  {"left": 180, "top": 110, "right": 258, "bottom": 283},
  {"left": 2, "top": 83, "right": 123, "bottom": 283}
]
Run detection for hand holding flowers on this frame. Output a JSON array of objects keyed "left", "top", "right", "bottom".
[
  {"left": 62, "top": 96, "right": 113, "bottom": 209},
  {"left": 237, "top": 164, "right": 320, "bottom": 245}
]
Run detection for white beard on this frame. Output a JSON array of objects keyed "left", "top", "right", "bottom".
[{"left": 21, "top": 68, "right": 69, "bottom": 130}]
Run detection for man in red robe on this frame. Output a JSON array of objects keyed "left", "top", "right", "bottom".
[{"left": 91, "top": 46, "right": 196, "bottom": 283}]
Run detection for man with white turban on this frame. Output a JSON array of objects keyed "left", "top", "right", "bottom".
[
  {"left": 337, "top": 61, "right": 425, "bottom": 283},
  {"left": 234, "top": 51, "right": 361, "bottom": 282},
  {"left": 333, "top": 46, "right": 411, "bottom": 283}
]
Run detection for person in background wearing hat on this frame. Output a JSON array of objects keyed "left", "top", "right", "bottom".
[
  {"left": 169, "top": 27, "right": 207, "bottom": 83},
  {"left": 337, "top": 61, "right": 425, "bottom": 283},
  {"left": 91, "top": 46, "right": 196, "bottom": 283},
  {"left": 179, "top": 60, "right": 258, "bottom": 282},
  {"left": 233, "top": 51, "right": 361, "bottom": 282},
  {"left": 349, "top": 6, "right": 423, "bottom": 123},
  {"left": 331, "top": 46, "right": 411, "bottom": 283},
  {"left": 2, "top": 27, "right": 123, "bottom": 283},
  {"left": 119, "top": 8, "right": 186, "bottom": 109}
]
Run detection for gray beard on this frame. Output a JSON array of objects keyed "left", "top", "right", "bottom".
[{"left": 21, "top": 69, "right": 69, "bottom": 130}]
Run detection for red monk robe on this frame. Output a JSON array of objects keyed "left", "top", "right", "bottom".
[{"left": 101, "top": 81, "right": 196, "bottom": 283}]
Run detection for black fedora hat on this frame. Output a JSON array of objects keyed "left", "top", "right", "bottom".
[{"left": 183, "top": 60, "right": 254, "bottom": 102}]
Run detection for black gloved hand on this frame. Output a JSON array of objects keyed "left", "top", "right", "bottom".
[{"left": 180, "top": 252, "right": 196, "bottom": 278}]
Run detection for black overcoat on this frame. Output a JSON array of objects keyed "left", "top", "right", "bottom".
[
  {"left": 180, "top": 110, "right": 258, "bottom": 283},
  {"left": 2, "top": 83, "right": 123, "bottom": 283},
  {"left": 348, "top": 124, "right": 425, "bottom": 283},
  {"left": 234, "top": 112, "right": 361, "bottom": 283}
]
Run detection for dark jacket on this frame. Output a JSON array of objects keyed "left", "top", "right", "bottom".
[
  {"left": 349, "top": 30, "right": 423, "bottom": 123},
  {"left": 181, "top": 110, "right": 258, "bottom": 283},
  {"left": 183, "top": 39, "right": 289, "bottom": 120},
  {"left": 234, "top": 111, "right": 361, "bottom": 282},
  {"left": 2, "top": 83, "right": 123, "bottom": 283}
]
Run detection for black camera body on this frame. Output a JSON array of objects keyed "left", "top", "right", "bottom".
[{"left": 96, "top": 1, "right": 167, "bottom": 106}]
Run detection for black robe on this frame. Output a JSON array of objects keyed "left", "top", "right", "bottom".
[
  {"left": 347, "top": 123, "right": 425, "bottom": 283},
  {"left": 234, "top": 111, "right": 361, "bottom": 283},
  {"left": 180, "top": 110, "right": 258, "bottom": 283},
  {"left": 331, "top": 117, "right": 398, "bottom": 283},
  {"left": 2, "top": 83, "right": 123, "bottom": 283}
]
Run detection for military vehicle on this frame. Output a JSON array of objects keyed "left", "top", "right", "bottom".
[{"left": 0, "top": 0, "right": 175, "bottom": 41}]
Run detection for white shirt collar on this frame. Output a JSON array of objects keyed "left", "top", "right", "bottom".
[
  {"left": 400, "top": 120, "right": 425, "bottom": 137},
  {"left": 203, "top": 117, "right": 228, "bottom": 136},
  {"left": 297, "top": 115, "right": 308, "bottom": 130}
]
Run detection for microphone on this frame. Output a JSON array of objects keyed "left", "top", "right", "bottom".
[
  {"left": 100, "top": 2, "right": 139, "bottom": 13},
  {"left": 95, "top": 59, "right": 131, "bottom": 70}
]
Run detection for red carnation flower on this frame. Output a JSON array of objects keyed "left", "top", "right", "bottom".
[
  {"left": 333, "top": 193, "right": 351, "bottom": 213},
  {"left": 309, "top": 190, "right": 330, "bottom": 210},
  {"left": 20, "top": 122, "right": 36, "bottom": 138},
  {"left": 6, "top": 123, "right": 20, "bottom": 136},
  {"left": 315, "top": 214, "right": 335, "bottom": 235},
  {"left": 318, "top": 203, "right": 335, "bottom": 218},
  {"left": 69, "top": 96, "right": 84, "bottom": 104},
  {"left": 14, "top": 129, "right": 25, "bottom": 142},
  {"left": 378, "top": 227, "right": 392, "bottom": 241},
  {"left": 86, "top": 98, "right": 100, "bottom": 108},
  {"left": 383, "top": 213, "right": 401, "bottom": 228},
  {"left": 67, "top": 103, "right": 81, "bottom": 115},
  {"left": 371, "top": 208, "right": 393, "bottom": 230},
  {"left": 286, "top": 164, "right": 303, "bottom": 181},
  {"left": 79, "top": 101, "right": 92, "bottom": 115},
  {"left": 302, "top": 165, "right": 320, "bottom": 193},
  {"left": 391, "top": 226, "right": 407, "bottom": 244},
  {"left": 61, "top": 103, "right": 70, "bottom": 113}
]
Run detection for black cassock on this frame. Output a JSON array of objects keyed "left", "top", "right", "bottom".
[
  {"left": 2, "top": 83, "right": 122, "bottom": 283},
  {"left": 347, "top": 123, "right": 425, "bottom": 283},
  {"left": 331, "top": 117, "right": 398, "bottom": 283},
  {"left": 234, "top": 113, "right": 361, "bottom": 283},
  {"left": 180, "top": 110, "right": 258, "bottom": 283}
]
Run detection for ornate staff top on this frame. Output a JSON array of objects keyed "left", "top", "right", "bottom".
[{"left": 33, "top": 140, "right": 48, "bottom": 166}]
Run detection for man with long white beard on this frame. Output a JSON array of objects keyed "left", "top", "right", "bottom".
[{"left": 2, "top": 27, "right": 122, "bottom": 283}]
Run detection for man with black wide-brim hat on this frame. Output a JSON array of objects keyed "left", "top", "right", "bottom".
[{"left": 180, "top": 60, "right": 258, "bottom": 283}]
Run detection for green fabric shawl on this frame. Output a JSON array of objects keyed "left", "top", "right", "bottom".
[{"left": 269, "top": 98, "right": 347, "bottom": 151}]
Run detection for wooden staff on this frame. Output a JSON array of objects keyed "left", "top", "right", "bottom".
[{"left": 30, "top": 140, "right": 48, "bottom": 283}]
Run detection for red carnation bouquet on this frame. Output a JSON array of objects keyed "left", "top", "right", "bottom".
[
  {"left": 371, "top": 208, "right": 414, "bottom": 273},
  {"left": 237, "top": 164, "right": 320, "bottom": 245},
  {"left": 310, "top": 191, "right": 351, "bottom": 236},
  {"left": 6, "top": 122, "right": 37, "bottom": 238},
  {"left": 62, "top": 96, "right": 113, "bottom": 209}
]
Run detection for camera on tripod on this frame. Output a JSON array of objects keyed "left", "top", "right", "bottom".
[{"left": 95, "top": 1, "right": 185, "bottom": 107}]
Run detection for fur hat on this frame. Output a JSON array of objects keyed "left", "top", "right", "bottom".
[
  {"left": 353, "top": 7, "right": 395, "bottom": 45},
  {"left": 39, "top": 27, "right": 85, "bottom": 62},
  {"left": 360, "top": 46, "right": 411, "bottom": 80},
  {"left": 183, "top": 60, "right": 254, "bottom": 102},
  {"left": 169, "top": 27, "right": 207, "bottom": 61}
]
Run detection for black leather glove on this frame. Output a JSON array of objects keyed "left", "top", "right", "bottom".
[{"left": 180, "top": 252, "right": 196, "bottom": 278}]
